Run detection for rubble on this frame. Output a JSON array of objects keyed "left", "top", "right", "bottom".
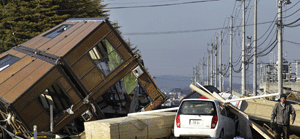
[{"left": 0, "top": 17, "right": 167, "bottom": 138}]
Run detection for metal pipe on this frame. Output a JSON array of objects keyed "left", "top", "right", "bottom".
[
  {"left": 50, "top": 104, "right": 53, "bottom": 132},
  {"left": 128, "top": 107, "right": 179, "bottom": 116},
  {"left": 34, "top": 125, "right": 37, "bottom": 139}
]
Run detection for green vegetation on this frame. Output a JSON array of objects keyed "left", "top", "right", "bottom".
[{"left": 0, "top": 0, "right": 108, "bottom": 53}]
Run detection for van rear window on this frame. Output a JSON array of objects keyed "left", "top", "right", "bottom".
[{"left": 178, "top": 101, "right": 216, "bottom": 115}]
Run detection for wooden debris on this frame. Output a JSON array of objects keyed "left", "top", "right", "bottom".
[{"left": 84, "top": 112, "right": 176, "bottom": 139}]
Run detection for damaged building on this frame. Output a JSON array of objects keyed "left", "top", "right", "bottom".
[{"left": 0, "top": 17, "right": 167, "bottom": 138}]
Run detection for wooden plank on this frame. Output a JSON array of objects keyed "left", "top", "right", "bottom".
[
  {"left": 84, "top": 112, "right": 176, "bottom": 139},
  {"left": 28, "top": 112, "right": 50, "bottom": 132},
  {"left": 39, "top": 21, "right": 78, "bottom": 37},
  {"left": 19, "top": 100, "right": 43, "bottom": 123},
  {"left": 20, "top": 21, "right": 77, "bottom": 47},
  {"left": 0, "top": 55, "right": 34, "bottom": 84},
  {"left": 63, "top": 22, "right": 111, "bottom": 65},
  {"left": 5, "top": 49, "right": 24, "bottom": 58},
  {"left": 243, "top": 99, "right": 300, "bottom": 128},
  {"left": 21, "top": 36, "right": 45, "bottom": 48},
  {"left": 53, "top": 104, "right": 88, "bottom": 132},
  {"left": 84, "top": 117, "right": 126, "bottom": 139},
  {"left": 27, "top": 37, "right": 52, "bottom": 49},
  {"left": 117, "top": 45, "right": 131, "bottom": 60},
  {"left": 71, "top": 54, "right": 94, "bottom": 79},
  {"left": 13, "top": 68, "right": 61, "bottom": 112},
  {"left": 66, "top": 89, "right": 81, "bottom": 103},
  {"left": 13, "top": 51, "right": 27, "bottom": 58},
  {"left": 81, "top": 67, "right": 104, "bottom": 91},
  {"left": 38, "top": 22, "right": 85, "bottom": 51},
  {"left": 3, "top": 61, "right": 53, "bottom": 103},
  {"left": 108, "top": 32, "right": 121, "bottom": 47},
  {"left": 213, "top": 92, "right": 273, "bottom": 139},
  {"left": 58, "top": 77, "right": 71, "bottom": 91},
  {"left": 249, "top": 120, "right": 273, "bottom": 139},
  {"left": 46, "top": 22, "right": 95, "bottom": 55},
  {"left": 0, "top": 59, "right": 43, "bottom": 97}
]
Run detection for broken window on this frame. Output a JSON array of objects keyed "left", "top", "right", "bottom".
[
  {"left": 0, "top": 55, "right": 20, "bottom": 72},
  {"left": 88, "top": 38, "right": 123, "bottom": 76},
  {"left": 43, "top": 24, "right": 73, "bottom": 39},
  {"left": 39, "top": 82, "right": 73, "bottom": 118}
]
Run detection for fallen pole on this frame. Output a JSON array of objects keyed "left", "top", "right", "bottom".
[
  {"left": 223, "top": 93, "right": 280, "bottom": 103},
  {"left": 128, "top": 107, "right": 179, "bottom": 116}
]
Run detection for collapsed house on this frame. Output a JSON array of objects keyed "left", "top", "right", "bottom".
[{"left": 0, "top": 17, "right": 167, "bottom": 138}]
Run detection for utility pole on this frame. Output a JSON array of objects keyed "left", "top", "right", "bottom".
[
  {"left": 222, "top": 64, "right": 225, "bottom": 91},
  {"left": 215, "top": 37, "right": 218, "bottom": 87},
  {"left": 230, "top": 16, "right": 233, "bottom": 94},
  {"left": 201, "top": 57, "right": 205, "bottom": 85},
  {"left": 207, "top": 49, "right": 210, "bottom": 85},
  {"left": 242, "top": 0, "right": 246, "bottom": 96},
  {"left": 219, "top": 31, "right": 223, "bottom": 91},
  {"left": 211, "top": 44, "right": 214, "bottom": 85},
  {"left": 193, "top": 66, "right": 199, "bottom": 85},
  {"left": 277, "top": 0, "right": 284, "bottom": 95},
  {"left": 253, "top": 0, "right": 257, "bottom": 96}
]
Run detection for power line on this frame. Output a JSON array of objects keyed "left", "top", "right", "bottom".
[
  {"left": 284, "top": 40, "right": 300, "bottom": 46},
  {"left": 103, "top": 0, "right": 219, "bottom": 9},
  {"left": 282, "top": 0, "right": 300, "bottom": 12},
  {"left": 124, "top": 20, "right": 275, "bottom": 35}
]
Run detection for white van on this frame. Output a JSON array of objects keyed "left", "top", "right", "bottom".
[{"left": 174, "top": 99, "right": 236, "bottom": 138}]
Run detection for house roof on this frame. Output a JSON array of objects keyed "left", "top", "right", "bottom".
[{"left": 0, "top": 17, "right": 108, "bottom": 104}]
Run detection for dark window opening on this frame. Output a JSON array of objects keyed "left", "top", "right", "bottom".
[
  {"left": 0, "top": 55, "right": 20, "bottom": 72},
  {"left": 39, "top": 82, "right": 73, "bottom": 118},
  {"left": 88, "top": 38, "right": 123, "bottom": 76},
  {"left": 43, "top": 24, "right": 73, "bottom": 39},
  {"left": 178, "top": 100, "right": 217, "bottom": 116}
]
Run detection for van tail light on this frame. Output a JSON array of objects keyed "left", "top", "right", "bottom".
[
  {"left": 211, "top": 115, "right": 218, "bottom": 129},
  {"left": 176, "top": 114, "right": 180, "bottom": 128}
]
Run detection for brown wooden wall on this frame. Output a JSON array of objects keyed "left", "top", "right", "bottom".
[{"left": 11, "top": 66, "right": 82, "bottom": 132}]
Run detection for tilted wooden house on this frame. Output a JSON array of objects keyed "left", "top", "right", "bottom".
[{"left": 0, "top": 18, "right": 166, "bottom": 137}]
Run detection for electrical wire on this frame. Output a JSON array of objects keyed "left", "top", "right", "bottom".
[
  {"left": 284, "top": 17, "right": 300, "bottom": 26},
  {"left": 284, "top": 40, "right": 300, "bottom": 46},
  {"left": 282, "top": 7, "right": 300, "bottom": 19},
  {"left": 103, "top": 0, "right": 219, "bottom": 9},
  {"left": 124, "top": 20, "right": 275, "bottom": 35},
  {"left": 282, "top": 0, "right": 300, "bottom": 12}
]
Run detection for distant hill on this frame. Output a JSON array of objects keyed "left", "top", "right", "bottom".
[{"left": 153, "top": 75, "right": 253, "bottom": 92}]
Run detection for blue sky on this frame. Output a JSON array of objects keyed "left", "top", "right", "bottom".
[{"left": 103, "top": 0, "right": 300, "bottom": 84}]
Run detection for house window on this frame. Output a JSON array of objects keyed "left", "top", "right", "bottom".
[
  {"left": 0, "top": 55, "right": 20, "bottom": 72},
  {"left": 88, "top": 38, "right": 123, "bottom": 76},
  {"left": 43, "top": 24, "right": 73, "bottom": 39},
  {"left": 39, "top": 82, "right": 72, "bottom": 118}
]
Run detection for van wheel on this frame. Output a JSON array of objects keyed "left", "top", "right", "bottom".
[{"left": 219, "top": 129, "right": 224, "bottom": 138}]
